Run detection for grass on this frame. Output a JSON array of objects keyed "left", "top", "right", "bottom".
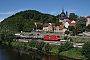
[
  {"left": 60, "top": 48, "right": 87, "bottom": 60},
  {"left": 60, "top": 36, "right": 90, "bottom": 42},
  {"left": 50, "top": 45, "right": 59, "bottom": 53},
  {"left": 70, "top": 37, "right": 90, "bottom": 42}
]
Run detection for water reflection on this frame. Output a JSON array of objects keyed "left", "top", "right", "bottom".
[{"left": 0, "top": 45, "right": 72, "bottom": 60}]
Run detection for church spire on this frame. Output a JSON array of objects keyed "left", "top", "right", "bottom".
[
  {"left": 62, "top": 8, "right": 64, "bottom": 12},
  {"left": 66, "top": 11, "right": 68, "bottom": 17}
]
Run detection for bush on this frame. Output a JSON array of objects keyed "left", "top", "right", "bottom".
[
  {"left": 29, "top": 40, "right": 38, "bottom": 47},
  {"left": 58, "top": 41, "right": 74, "bottom": 53},
  {"left": 82, "top": 41, "right": 90, "bottom": 60},
  {"left": 36, "top": 41, "right": 45, "bottom": 50},
  {"left": 64, "top": 36, "right": 68, "bottom": 40},
  {"left": 44, "top": 43, "right": 50, "bottom": 52}
]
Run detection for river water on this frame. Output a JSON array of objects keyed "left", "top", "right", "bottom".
[{"left": 0, "top": 45, "right": 74, "bottom": 60}]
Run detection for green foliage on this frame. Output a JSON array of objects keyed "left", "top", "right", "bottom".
[
  {"left": 55, "top": 22, "right": 62, "bottom": 26},
  {"left": 64, "top": 36, "right": 68, "bottom": 40},
  {"left": 82, "top": 41, "right": 90, "bottom": 60},
  {"left": 69, "top": 13, "right": 78, "bottom": 21},
  {"left": 85, "top": 24, "right": 90, "bottom": 32},
  {"left": 29, "top": 40, "right": 38, "bottom": 47},
  {"left": 60, "top": 48, "right": 87, "bottom": 60},
  {"left": 37, "top": 24, "right": 43, "bottom": 29},
  {"left": 44, "top": 43, "right": 50, "bottom": 52},
  {"left": 58, "top": 41, "right": 74, "bottom": 53},
  {"left": 36, "top": 41, "right": 45, "bottom": 50},
  {"left": 0, "top": 30, "right": 15, "bottom": 44},
  {"left": 65, "top": 30, "right": 70, "bottom": 36},
  {"left": 0, "top": 10, "right": 55, "bottom": 32},
  {"left": 68, "top": 26, "right": 75, "bottom": 31},
  {"left": 76, "top": 16, "right": 87, "bottom": 34}
]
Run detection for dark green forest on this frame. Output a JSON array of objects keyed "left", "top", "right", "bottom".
[{"left": 0, "top": 10, "right": 57, "bottom": 32}]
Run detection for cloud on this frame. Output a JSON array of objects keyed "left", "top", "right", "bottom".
[
  {"left": 0, "top": 12, "right": 15, "bottom": 15},
  {"left": 0, "top": 9, "right": 27, "bottom": 22},
  {"left": 67, "top": 9, "right": 76, "bottom": 13},
  {"left": 0, "top": 9, "right": 27, "bottom": 15},
  {"left": 50, "top": 11, "right": 57, "bottom": 14},
  {"left": 49, "top": 11, "right": 59, "bottom": 15},
  {"left": 0, "top": 18, "right": 5, "bottom": 22}
]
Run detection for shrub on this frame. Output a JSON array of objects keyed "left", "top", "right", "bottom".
[
  {"left": 58, "top": 41, "right": 74, "bottom": 53},
  {"left": 29, "top": 40, "right": 38, "bottom": 47},
  {"left": 44, "top": 43, "right": 50, "bottom": 52},
  {"left": 82, "top": 41, "right": 90, "bottom": 60},
  {"left": 36, "top": 41, "right": 45, "bottom": 50}
]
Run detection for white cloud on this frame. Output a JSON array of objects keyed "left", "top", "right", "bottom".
[
  {"left": 0, "top": 18, "right": 5, "bottom": 22},
  {"left": 50, "top": 11, "right": 57, "bottom": 14},
  {"left": 67, "top": 9, "right": 76, "bottom": 13},
  {"left": 49, "top": 11, "right": 59, "bottom": 15},
  {"left": 0, "top": 9, "right": 27, "bottom": 15},
  {"left": 0, "top": 9, "right": 27, "bottom": 22},
  {"left": 0, "top": 12, "right": 15, "bottom": 15}
]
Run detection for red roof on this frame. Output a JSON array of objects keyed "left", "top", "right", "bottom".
[
  {"left": 69, "top": 23, "right": 76, "bottom": 27},
  {"left": 86, "top": 16, "right": 90, "bottom": 19}
]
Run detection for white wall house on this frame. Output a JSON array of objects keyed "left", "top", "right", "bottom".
[{"left": 86, "top": 16, "right": 90, "bottom": 26}]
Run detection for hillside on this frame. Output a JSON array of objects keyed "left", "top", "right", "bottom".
[{"left": 0, "top": 10, "right": 57, "bottom": 32}]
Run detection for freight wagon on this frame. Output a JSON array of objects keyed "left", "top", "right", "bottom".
[{"left": 43, "top": 35, "right": 60, "bottom": 41}]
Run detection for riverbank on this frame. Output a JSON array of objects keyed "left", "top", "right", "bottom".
[{"left": 10, "top": 40, "right": 87, "bottom": 60}]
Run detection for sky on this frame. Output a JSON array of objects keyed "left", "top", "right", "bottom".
[{"left": 0, "top": 0, "right": 90, "bottom": 21}]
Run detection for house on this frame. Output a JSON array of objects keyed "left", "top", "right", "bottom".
[
  {"left": 64, "top": 20, "right": 76, "bottom": 28},
  {"left": 86, "top": 16, "right": 90, "bottom": 26},
  {"left": 43, "top": 23, "right": 54, "bottom": 31},
  {"left": 54, "top": 25, "right": 67, "bottom": 34}
]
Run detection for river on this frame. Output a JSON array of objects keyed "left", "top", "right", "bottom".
[{"left": 0, "top": 45, "right": 75, "bottom": 60}]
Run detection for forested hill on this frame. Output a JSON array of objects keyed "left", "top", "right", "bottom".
[{"left": 0, "top": 10, "right": 57, "bottom": 32}]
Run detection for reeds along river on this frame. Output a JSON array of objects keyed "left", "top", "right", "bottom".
[{"left": 0, "top": 45, "right": 76, "bottom": 60}]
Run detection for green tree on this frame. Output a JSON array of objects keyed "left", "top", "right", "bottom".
[
  {"left": 17, "top": 23, "right": 24, "bottom": 32},
  {"left": 82, "top": 41, "right": 90, "bottom": 60},
  {"left": 55, "top": 22, "right": 62, "bottom": 26},
  {"left": 44, "top": 43, "right": 50, "bottom": 52},
  {"left": 68, "top": 26, "right": 76, "bottom": 36},
  {"left": 76, "top": 16, "right": 87, "bottom": 34},
  {"left": 85, "top": 24, "right": 90, "bottom": 32},
  {"left": 69, "top": 13, "right": 78, "bottom": 21},
  {"left": 58, "top": 41, "right": 73, "bottom": 53},
  {"left": 0, "top": 30, "right": 15, "bottom": 45},
  {"left": 36, "top": 41, "right": 45, "bottom": 50},
  {"left": 0, "top": 10, "right": 55, "bottom": 32},
  {"left": 37, "top": 24, "right": 43, "bottom": 29},
  {"left": 65, "top": 30, "right": 70, "bottom": 36},
  {"left": 29, "top": 40, "right": 38, "bottom": 47}
]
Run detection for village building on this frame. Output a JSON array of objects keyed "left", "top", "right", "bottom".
[
  {"left": 34, "top": 9, "right": 76, "bottom": 34},
  {"left": 43, "top": 23, "right": 54, "bottom": 31},
  {"left": 59, "top": 8, "right": 69, "bottom": 25},
  {"left": 86, "top": 16, "right": 90, "bottom": 26}
]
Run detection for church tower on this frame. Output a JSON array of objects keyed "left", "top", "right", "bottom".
[
  {"left": 66, "top": 11, "right": 68, "bottom": 17},
  {"left": 59, "top": 8, "right": 69, "bottom": 25}
]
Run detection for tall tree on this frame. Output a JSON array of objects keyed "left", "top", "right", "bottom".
[
  {"left": 82, "top": 41, "right": 90, "bottom": 60},
  {"left": 69, "top": 13, "right": 78, "bottom": 21},
  {"left": 76, "top": 16, "right": 87, "bottom": 34},
  {"left": 85, "top": 24, "right": 90, "bottom": 32}
]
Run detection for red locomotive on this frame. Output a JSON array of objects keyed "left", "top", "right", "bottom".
[{"left": 43, "top": 35, "right": 60, "bottom": 41}]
